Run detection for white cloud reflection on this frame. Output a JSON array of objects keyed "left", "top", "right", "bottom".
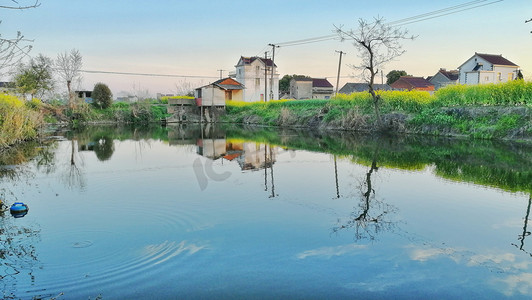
[
  {"left": 143, "top": 240, "right": 207, "bottom": 265},
  {"left": 296, "top": 244, "right": 367, "bottom": 259},
  {"left": 497, "top": 273, "right": 532, "bottom": 296}
]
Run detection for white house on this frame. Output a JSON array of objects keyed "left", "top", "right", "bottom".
[
  {"left": 458, "top": 53, "right": 519, "bottom": 85},
  {"left": 194, "top": 77, "right": 244, "bottom": 106},
  {"left": 233, "top": 56, "right": 279, "bottom": 102}
]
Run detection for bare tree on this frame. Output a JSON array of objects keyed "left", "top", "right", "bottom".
[
  {"left": 0, "top": 0, "right": 40, "bottom": 9},
  {"left": 55, "top": 49, "right": 83, "bottom": 107},
  {"left": 0, "top": 1, "right": 41, "bottom": 76},
  {"left": 336, "top": 17, "right": 414, "bottom": 129}
]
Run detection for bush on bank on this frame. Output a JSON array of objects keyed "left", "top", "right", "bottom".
[{"left": 0, "top": 94, "right": 43, "bottom": 147}]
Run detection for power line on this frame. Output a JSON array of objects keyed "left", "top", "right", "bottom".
[
  {"left": 79, "top": 69, "right": 219, "bottom": 79},
  {"left": 268, "top": 0, "right": 503, "bottom": 48}
]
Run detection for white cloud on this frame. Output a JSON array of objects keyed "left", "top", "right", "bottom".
[
  {"left": 497, "top": 273, "right": 532, "bottom": 296},
  {"left": 296, "top": 244, "right": 367, "bottom": 259}
]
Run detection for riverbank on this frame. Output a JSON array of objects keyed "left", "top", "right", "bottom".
[{"left": 224, "top": 80, "right": 532, "bottom": 143}]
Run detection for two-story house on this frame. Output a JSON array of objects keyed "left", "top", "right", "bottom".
[
  {"left": 233, "top": 56, "right": 279, "bottom": 102},
  {"left": 458, "top": 53, "right": 519, "bottom": 85},
  {"left": 290, "top": 77, "right": 334, "bottom": 99}
]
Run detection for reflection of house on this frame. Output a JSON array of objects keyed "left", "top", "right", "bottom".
[
  {"left": 237, "top": 143, "right": 276, "bottom": 171},
  {"left": 290, "top": 78, "right": 334, "bottom": 99},
  {"left": 233, "top": 56, "right": 279, "bottom": 102},
  {"left": 76, "top": 90, "right": 93, "bottom": 103},
  {"left": 458, "top": 53, "right": 519, "bottom": 85},
  {"left": 196, "top": 139, "right": 276, "bottom": 171},
  {"left": 390, "top": 76, "right": 435, "bottom": 92},
  {"left": 338, "top": 83, "right": 392, "bottom": 94},
  {"left": 429, "top": 68, "right": 459, "bottom": 90},
  {"left": 197, "top": 139, "right": 227, "bottom": 160}
]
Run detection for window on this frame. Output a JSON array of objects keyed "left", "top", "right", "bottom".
[
  {"left": 255, "top": 78, "right": 260, "bottom": 86},
  {"left": 498, "top": 72, "right": 502, "bottom": 81},
  {"left": 508, "top": 73, "right": 514, "bottom": 81},
  {"left": 485, "top": 76, "right": 490, "bottom": 82}
]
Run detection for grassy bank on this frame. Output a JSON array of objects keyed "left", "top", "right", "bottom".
[
  {"left": 0, "top": 94, "right": 42, "bottom": 148},
  {"left": 42, "top": 101, "right": 169, "bottom": 126},
  {"left": 224, "top": 80, "right": 532, "bottom": 142}
]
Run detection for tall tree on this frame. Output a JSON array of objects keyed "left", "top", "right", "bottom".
[
  {"left": 14, "top": 54, "right": 54, "bottom": 99},
  {"left": 55, "top": 49, "right": 83, "bottom": 107},
  {"left": 336, "top": 17, "right": 414, "bottom": 129},
  {"left": 386, "top": 70, "right": 408, "bottom": 85},
  {"left": 0, "top": 1, "right": 40, "bottom": 77},
  {"left": 92, "top": 82, "right": 113, "bottom": 109}
]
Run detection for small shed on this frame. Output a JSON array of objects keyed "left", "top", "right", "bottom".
[{"left": 194, "top": 77, "right": 244, "bottom": 107}]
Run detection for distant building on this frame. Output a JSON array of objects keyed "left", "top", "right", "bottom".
[
  {"left": 390, "top": 76, "right": 435, "bottom": 92},
  {"left": 75, "top": 90, "right": 93, "bottom": 103},
  {"left": 233, "top": 56, "right": 279, "bottom": 102},
  {"left": 429, "top": 68, "right": 459, "bottom": 90},
  {"left": 0, "top": 82, "right": 16, "bottom": 94},
  {"left": 290, "top": 77, "right": 334, "bottom": 99},
  {"left": 458, "top": 53, "right": 519, "bottom": 85},
  {"left": 338, "top": 83, "right": 392, "bottom": 94}
]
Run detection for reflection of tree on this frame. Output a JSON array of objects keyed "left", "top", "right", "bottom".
[
  {"left": 513, "top": 195, "right": 532, "bottom": 257},
  {"left": 0, "top": 215, "right": 41, "bottom": 299},
  {"left": 93, "top": 135, "right": 115, "bottom": 161},
  {"left": 333, "top": 144, "right": 397, "bottom": 241},
  {"left": 63, "top": 137, "right": 86, "bottom": 190}
]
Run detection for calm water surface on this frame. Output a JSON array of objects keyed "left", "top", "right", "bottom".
[{"left": 1, "top": 124, "right": 532, "bottom": 299}]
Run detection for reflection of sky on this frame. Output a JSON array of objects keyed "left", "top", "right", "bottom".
[{"left": 4, "top": 137, "right": 532, "bottom": 299}]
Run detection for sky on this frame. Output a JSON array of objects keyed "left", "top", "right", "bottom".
[{"left": 1, "top": 0, "right": 531, "bottom": 97}]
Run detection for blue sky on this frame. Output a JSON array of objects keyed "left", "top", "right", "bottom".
[{"left": 1, "top": 0, "right": 531, "bottom": 96}]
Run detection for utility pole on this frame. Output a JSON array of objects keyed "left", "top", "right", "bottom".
[
  {"left": 381, "top": 70, "right": 384, "bottom": 85},
  {"left": 217, "top": 69, "right": 225, "bottom": 79},
  {"left": 264, "top": 51, "right": 268, "bottom": 102},
  {"left": 268, "top": 44, "right": 280, "bottom": 101},
  {"left": 335, "top": 50, "right": 346, "bottom": 99}
]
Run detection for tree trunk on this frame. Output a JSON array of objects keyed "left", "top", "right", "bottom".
[{"left": 67, "top": 80, "right": 72, "bottom": 108}]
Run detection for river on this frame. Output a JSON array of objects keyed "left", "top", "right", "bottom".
[{"left": 1, "top": 124, "right": 531, "bottom": 299}]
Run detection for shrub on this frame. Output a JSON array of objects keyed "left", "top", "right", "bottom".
[{"left": 92, "top": 82, "right": 113, "bottom": 109}]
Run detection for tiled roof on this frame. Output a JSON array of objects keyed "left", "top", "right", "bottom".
[
  {"left": 206, "top": 77, "right": 244, "bottom": 90},
  {"left": 239, "top": 56, "right": 277, "bottom": 67},
  {"left": 312, "top": 78, "right": 333, "bottom": 88},
  {"left": 476, "top": 53, "right": 517, "bottom": 66},
  {"left": 439, "top": 69, "right": 459, "bottom": 81},
  {"left": 392, "top": 76, "right": 434, "bottom": 89},
  {"left": 338, "top": 83, "right": 392, "bottom": 94}
]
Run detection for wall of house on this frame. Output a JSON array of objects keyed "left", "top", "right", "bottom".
[
  {"left": 230, "top": 90, "right": 243, "bottom": 101},
  {"left": 290, "top": 80, "right": 312, "bottom": 99},
  {"left": 459, "top": 55, "right": 492, "bottom": 84},
  {"left": 430, "top": 73, "right": 452, "bottom": 90},
  {"left": 493, "top": 66, "right": 518, "bottom": 83},
  {"left": 201, "top": 86, "right": 226, "bottom": 106},
  {"left": 312, "top": 87, "right": 334, "bottom": 99}
]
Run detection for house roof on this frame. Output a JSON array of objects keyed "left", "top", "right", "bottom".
[
  {"left": 476, "top": 53, "right": 518, "bottom": 66},
  {"left": 198, "top": 77, "right": 244, "bottom": 91},
  {"left": 312, "top": 78, "right": 333, "bottom": 88},
  {"left": 237, "top": 56, "right": 277, "bottom": 68},
  {"left": 391, "top": 76, "right": 434, "bottom": 89},
  {"left": 437, "top": 69, "right": 459, "bottom": 81},
  {"left": 338, "top": 83, "right": 392, "bottom": 94}
]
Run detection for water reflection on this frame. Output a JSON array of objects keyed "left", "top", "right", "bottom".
[
  {"left": 332, "top": 142, "right": 397, "bottom": 240},
  {"left": 1, "top": 124, "right": 532, "bottom": 298}
]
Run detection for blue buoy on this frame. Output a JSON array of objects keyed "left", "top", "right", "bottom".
[{"left": 10, "top": 202, "right": 29, "bottom": 218}]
